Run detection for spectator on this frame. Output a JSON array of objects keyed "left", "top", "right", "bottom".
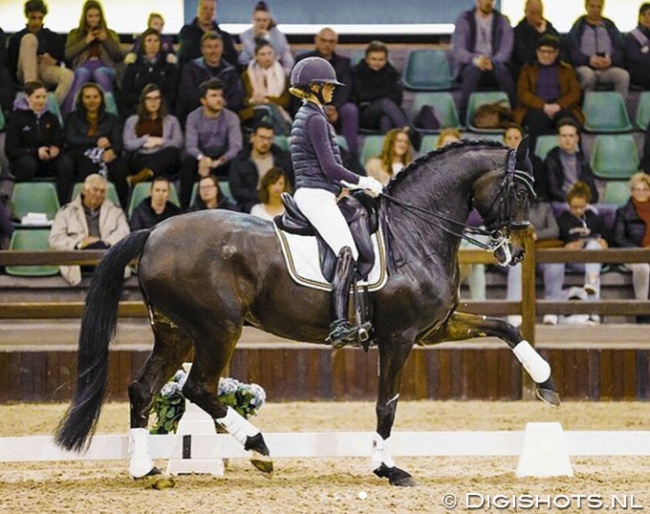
[
  {"left": 364, "top": 127, "right": 412, "bottom": 185},
  {"left": 8, "top": 0, "right": 73, "bottom": 108},
  {"left": 129, "top": 176, "right": 182, "bottom": 231},
  {"left": 178, "top": 0, "right": 237, "bottom": 69},
  {"left": 613, "top": 172, "right": 650, "bottom": 322},
  {"left": 188, "top": 174, "right": 238, "bottom": 212},
  {"left": 544, "top": 117, "right": 598, "bottom": 205},
  {"left": 180, "top": 78, "right": 243, "bottom": 207},
  {"left": 120, "top": 28, "right": 179, "bottom": 116},
  {"left": 0, "top": 199, "right": 13, "bottom": 249},
  {"left": 240, "top": 40, "right": 291, "bottom": 135},
  {"left": 4, "top": 80, "right": 74, "bottom": 204},
  {"left": 556, "top": 181, "right": 609, "bottom": 322},
  {"left": 63, "top": 0, "right": 124, "bottom": 114},
  {"left": 503, "top": 123, "right": 547, "bottom": 200},
  {"left": 250, "top": 166, "right": 291, "bottom": 221},
  {"left": 294, "top": 27, "right": 359, "bottom": 156},
  {"left": 238, "top": 1, "right": 294, "bottom": 75},
  {"left": 512, "top": 0, "right": 560, "bottom": 81},
  {"left": 65, "top": 82, "right": 128, "bottom": 206},
  {"left": 352, "top": 41, "right": 419, "bottom": 150},
  {"left": 451, "top": 0, "right": 516, "bottom": 122},
  {"left": 513, "top": 34, "right": 584, "bottom": 151},
  {"left": 123, "top": 83, "right": 183, "bottom": 185},
  {"left": 228, "top": 119, "right": 292, "bottom": 213},
  {"left": 566, "top": 0, "right": 629, "bottom": 99},
  {"left": 624, "top": 3, "right": 650, "bottom": 90},
  {"left": 126, "top": 13, "right": 176, "bottom": 64},
  {"left": 177, "top": 31, "right": 244, "bottom": 121},
  {"left": 436, "top": 128, "right": 463, "bottom": 148},
  {"left": 49, "top": 173, "right": 129, "bottom": 285},
  {"left": 0, "top": 26, "right": 19, "bottom": 117}
]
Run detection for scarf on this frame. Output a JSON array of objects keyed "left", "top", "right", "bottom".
[{"left": 247, "top": 59, "right": 286, "bottom": 98}]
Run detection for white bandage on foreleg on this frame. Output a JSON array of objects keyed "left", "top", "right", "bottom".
[
  {"left": 128, "top": 428, "right": 154, "bottom": 478},
  {"left": 371, "top": 432, "right": 395, "bottom": 470},
  {"left": 216, "top": 407, "right": 260, "bottom": 446},
  {"left": 513, "top": 340, "right": 551, "bottom": 383}
]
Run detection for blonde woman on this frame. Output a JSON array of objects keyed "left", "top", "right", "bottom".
[
  {"left": 364, "top": 128, "right": 412, "bottom": 185},
  {"left": 435, "top": 128, "right": 462, "bottom": 148}
]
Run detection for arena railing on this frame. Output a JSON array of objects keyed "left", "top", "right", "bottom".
[{"left": 1, "top": 236, "right": 650, "bottom": 346}]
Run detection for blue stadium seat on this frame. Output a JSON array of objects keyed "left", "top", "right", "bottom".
[{"left": 403, "top": 49, "right": 454, "bottom": 91}]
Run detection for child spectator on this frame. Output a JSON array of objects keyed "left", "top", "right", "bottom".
[{"left": 126, "top": 13, "right": 177, "bottom": 64}]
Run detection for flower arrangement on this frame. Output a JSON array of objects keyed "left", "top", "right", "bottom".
[{"left": 150, "top": 369, "right": 266, "bottom": 435}]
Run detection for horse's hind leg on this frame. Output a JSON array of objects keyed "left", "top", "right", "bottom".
[
  {"left": 181, "top": 325, "right": 273, "bottom": 474},
  {"left": 423, "top": 311, "right": 560, "bottom": 406},
  {"left": 128, "top": 313, "right": 192, "bottom": 478}
]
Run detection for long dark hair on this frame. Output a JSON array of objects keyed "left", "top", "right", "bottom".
[
  {"left": 77, "top": 0, "right": 106, "bottom": 32},
  {"left": 137, "top": 27, "right": 162, "bottom": 56},
  {"left": 258, "top": 167, "right": 290, "bottom": 204},
  {"left": 74, "top": 82, "right": 106, "bottom": 115},
  {"left": 136, "top": 83, "right": 167, "bottom": 127}
]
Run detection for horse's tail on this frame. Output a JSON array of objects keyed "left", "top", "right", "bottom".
[{"left": 55, "top": 229, "right": 152, "bottom": 452}]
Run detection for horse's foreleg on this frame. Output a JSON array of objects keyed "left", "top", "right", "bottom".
[
  {"left": 128, "top": 313, "right": 192, "bottom": 478},
  {"left": 423, "top": 311, "right": 560, "bottom": 406},
  {"left": 373, "top": 341, "right": 417, "bottom": 487}
]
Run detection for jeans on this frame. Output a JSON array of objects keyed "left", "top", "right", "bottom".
[{"left": 63, "top": 59, "right": 116, "bottom": 113}]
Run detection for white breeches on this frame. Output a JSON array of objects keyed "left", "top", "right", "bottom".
[{"left": 294, "top": 188, "right": 359, "bottom": 260}]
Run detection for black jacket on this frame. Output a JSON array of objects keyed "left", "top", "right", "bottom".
[
  {"left": 120, "top": 55, "right": 179, "bottom": 114},
  {"left": 4, "top": 106, "right": 64, "bottom": 161},
  {"left": 624, "top": 26, "right": 650, "bottom": 88},
  {"left": 228, "top": 143, "right": 293, "bottom": 213},
  {"left": 129, "top": 199, "right": 182, "bottom": 231},
  {"left": 557, "top": 209, "right": 608, "bottom": 244},
  {"left": 178, "top": 19, "right": 238, "bottom": 69},
  {"left": 613, "top": 199, "right": 647, "bottom": 248},
  {"left": 64, "top": 109, "right": 124, "bottom": 155},
  {"left": 544, "top": 146, "right": 599, "bottom": 203},
  {"left": 351, "top": 60, "right": 403, "bottom": 107},
  {"left": 7, "top": 27, "right": 66, "bottom": 80}
]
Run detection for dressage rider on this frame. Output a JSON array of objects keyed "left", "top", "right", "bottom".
[{"left": 289, "top": 56, "right": 383, "bottom": 347}]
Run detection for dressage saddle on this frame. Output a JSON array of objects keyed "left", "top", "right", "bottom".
[{"left": 274, "top": 192, "right": 379, "bottom": 283}]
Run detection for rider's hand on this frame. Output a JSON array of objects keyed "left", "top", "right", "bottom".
[{"left": 357, "top": 176, "right": 384, "bottom": 197}]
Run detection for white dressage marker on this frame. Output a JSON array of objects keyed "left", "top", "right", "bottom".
[{"left": 516, "top": 422, "right": 573, "bottom": 478}]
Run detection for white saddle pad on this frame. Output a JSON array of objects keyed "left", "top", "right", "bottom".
[{"left": 273, "top": 224, "right": 389, "bottom": 292}]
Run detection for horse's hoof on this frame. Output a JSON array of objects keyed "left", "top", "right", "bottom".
[
  {"left": 536, "top": 378, "right": 561, "bottom": 407},
  {"left": 147, "top": 473, "right": 176, "bottom": 490},
  {"left": 373, "top": 463, "right": 416, "bottom": 487},
  {"left": 250, "top": 451, "right": 274, "bottom": 474}
]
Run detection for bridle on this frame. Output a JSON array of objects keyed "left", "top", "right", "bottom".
[{"left": 379, "top": 148, "right": 535, "bottom": 255}]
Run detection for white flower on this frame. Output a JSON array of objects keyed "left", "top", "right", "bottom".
[
  {"left": 173, "top": 369, "right": 187, "bottom": 387},
  {"left": 248, "top": 383, "right": 266, "bottom": 407},
  {"left": 161, "top": 382, "right": 180, "bottom": 397},
  {"left": 218, "top": 377, "right": 240, "bottom": 396}
]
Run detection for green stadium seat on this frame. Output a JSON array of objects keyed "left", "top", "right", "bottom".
[
  {"left": 402, "top": 49, "right": 454, "bottom": 91},
  {"left": 128, "top": 181, "right": 180, "bottom": 218},
  {"left": 47, "top": 92, "right": 64, "bottom": 127},
  {"left": 534, "top": 134, "right": 558, "bottom": 160},
  {"left": 189, "top": 180, "right": 235, "bottom": 207},
  {"left": 5, "top": 229, "right": 59, "bottom": 277},
  {"left": 359, "top": 135, "right": 385, "bottom": 168},
  {"left": 10, "top": 182, "right": 60, "bottom": 223},
  {"left": 72, "top": 181, "right": 121, "bottom": 207},
  {"left": 349, "top": 49, "right": 365, "bottom": 66},
  {"left": 603, "top": 180, "right": 631, "bottom": 207},
  {"left": 635, "top": 91, "right": 650, "bottom": 131},
  {"left": 411, "top": 92, "right": 461, "bottom": 132},
  {"left": 274, "top": 135, "right": 289, "bottom": 151},
  {"left": 590, "top": 134, "right": 640, "bottom": 180},
  {"left": 465, "top": 91, "right": 510, "bottom": 133},
  {"left": 582, "top": 92, "right": 633, "bottom": 133}
]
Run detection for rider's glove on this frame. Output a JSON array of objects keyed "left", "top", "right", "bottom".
[{"left": 356, "top": 176, "right": 384, "bottom": 197}]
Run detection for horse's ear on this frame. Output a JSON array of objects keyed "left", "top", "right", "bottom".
[{"left": 516, "top": 135, "right": 530, "bottom": 162}]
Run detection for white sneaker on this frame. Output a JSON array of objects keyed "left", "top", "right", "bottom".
[
  {"left": 507, "top": 315, "right": 522, "bottom": 327},
  {"left": 589, "top": 314, "right": 601, "bottom": 324},
  {"left": 543, "top": 314, "right": 558, "bottom": 325},
  {"left": 584, "top": 282, "right": 598, "bottom": 296}
]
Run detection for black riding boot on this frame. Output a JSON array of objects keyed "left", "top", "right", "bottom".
[{"left": 327, "top": 246, "right": 362, "bottom": 348}]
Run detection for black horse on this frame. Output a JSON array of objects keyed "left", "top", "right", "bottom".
[{"left": 55, "top": 140, "right": 559, "bottom": 486}]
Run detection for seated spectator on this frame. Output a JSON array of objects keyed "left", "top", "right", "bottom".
[
  {"left": 120, "top": 28, "right": 179, "bottom": 116},
  {"left": 566, "top": 0, "right": 629, "bottom": 99},
  {"left": 188, "top": 174, "right": 238, "bottom": 212},
  {"left": 123, "top": 83, "right": 183, "bottom": 185},
  {"left": 451, "top": 0, "right": 516, "bottom": 122},
  {"left": 65, "top": 83, "right": 129, "bottom": 206},
  {"left": 364, "top": 127, "right": 412, "bottom": 185},
  {"left": 613, "top": 172, "right": 650, "bottom": 322},
  {"left": 4, "top": 80, "right": 74, "bottom": 204},
  {"left": 352, "top": 41, "right": 419, "bottom": 150},
  {"left": 238, "top": 1, "right": 294, "bottom": 75},
  {"left": 177, "top": 31, "right": 244, "bottom": 121},
  {"left": 129, "top": 176, "right": 182, "bottom": 231},
  {"left": 250, "top": 167, "right": 291, "bottom": 221},
  {"left": 544, "top": 117, "right": 598, "bottom": 205},
  {"left": 0, "top": 199, "right": 14, "bottom": 249},
  {"left": 180, "top": 78, "right": 243, "bottom": 207},
  {"left": 514, "top": 35, "right": 584, "bottom": 151},
  {"left": 556, "top": 181, "right": 609, "bottom": 322},
  {"left": 8, "top": 0, "right": 73, "bottom": 108},
  {"left": 125, "top": 13, "right": 176, "bottom": 64},
  {"left": 436, "top": 128, "right": 463, "bottom": 148},
  {"left": 49, "top": 173, "right": 129, "bottom": 285},
  {"left": 228, "top": 119, "right": 292, "bottom": 213},
  {"left": 503, "top": 123, "right": 547, "bottom": 200},
  {"left": 512, "top": 0, "right": 560, "bottom": 81},
  {"left": 178, "top": 0, "right": 238, "bottom": 70},
  {"left": 624, "top": 3, "right": 650, "bottom": 90},
  {"left": 0, "top": 26, "right": 19, "bottom": 117},
  {"left": 293, "top": 27, "right": 359, "bottom": 156},
  {"left": 240, "top": 41, "right": 291, "bottom": 135}
]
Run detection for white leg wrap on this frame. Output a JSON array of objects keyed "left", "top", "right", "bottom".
[
  {"left": 513, "top": 340, "right": 551, "bottom": 383},
  {"left": 371, "top": 432, "right": 395, "bottom": 470},
  {"left": 128, "top": 428, "right": 155, "bottom": 478},
  {"left": 216, "top": 407, "right": 260, "bottom": 446}
]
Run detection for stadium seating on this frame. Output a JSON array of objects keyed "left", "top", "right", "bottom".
[
  {"left": 635, "top": 91, "right": 650, "bottom": 131},
  {"left": 359, "top": 135, "right": 385, "bottom": 167},
  {"left": 402, "top": 49, "right": 454, "bottom": 91},
  {"left": 590, "top": 134, "right": 640, "bottom": 180},
  {"left": 5, "top": 229, "right": 59, "bottom": 277},
  {"left": 465, "top": 91, "right": 510, "bottom": 133},
  {"left": 603, "top": 180, "right": 631, "bottom": 207},
  {"left": 534, "top": 134, "right": 558, "bottom": 161},
  {"left": 582, "top": 92, "right": 633, "bottom": 133},
  {"left": 10, "top": 182, "right": 60, "bottom": 223},
  {"left": 71, "top": 181, "right": 121, "bottom": 207},
  {"left": 274, "top": 135, "right": 289, "bottom": 151},
  {"left": 128, "top": 181, "right": 180, "bottom": 218},
  {"left": 410, "top": 92, "right": 461, "bottom": 132}
]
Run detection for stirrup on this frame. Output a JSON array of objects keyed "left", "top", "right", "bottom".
[{"left": 327, "top": 319, "right": 361, "bottom": 348}]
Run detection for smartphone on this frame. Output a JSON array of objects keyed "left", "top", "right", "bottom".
[{"left": 596, "top": 51, "right": 606, "bottom": 57}]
